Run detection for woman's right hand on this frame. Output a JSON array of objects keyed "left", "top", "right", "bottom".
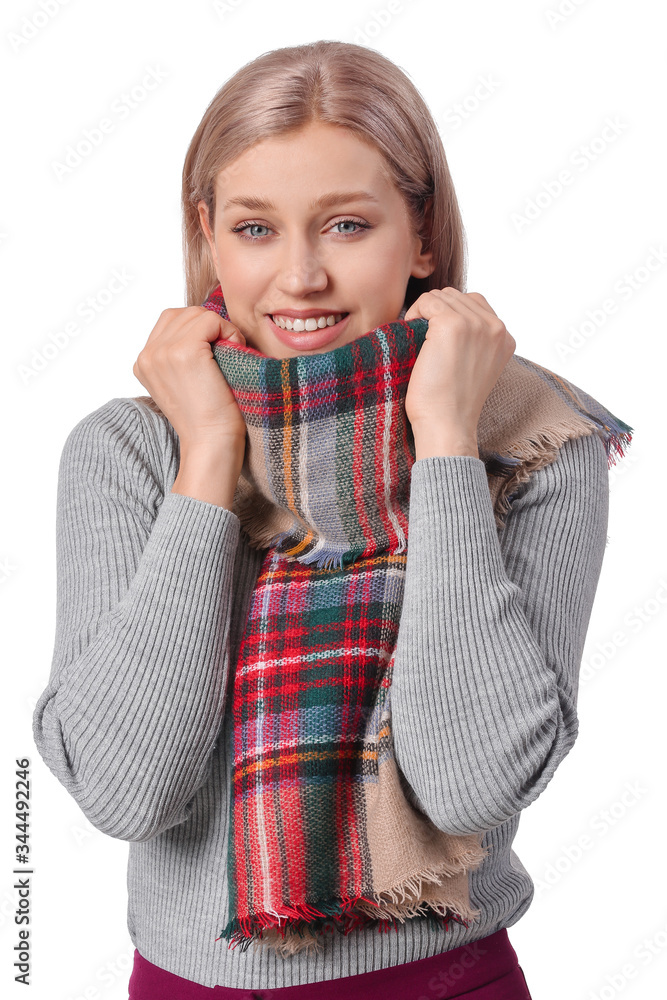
[{"left": 133, "top": 306, "right": 248, "bottom": 450}]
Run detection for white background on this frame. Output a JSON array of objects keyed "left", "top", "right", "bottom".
[{"left": 1, "top": 1, "right": 664, "bottom": 998}]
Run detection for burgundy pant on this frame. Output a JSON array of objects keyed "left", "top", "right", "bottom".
[{"left": 128, "top": 928, "right": 532, "bottom": 999}]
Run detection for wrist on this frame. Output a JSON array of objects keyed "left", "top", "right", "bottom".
[
  {"left": 173, "top": 436, "right": 246, "bottom": 509},
  {"left": 412, "top": 423, "right": 479, "bottom": 460},
  {"left": 178, "top": 432, "right": 246, "bottom": 461}
]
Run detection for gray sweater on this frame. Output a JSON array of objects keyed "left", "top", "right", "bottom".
[{"left": 32, "top": 395, "right": 610, "bottom": 990}]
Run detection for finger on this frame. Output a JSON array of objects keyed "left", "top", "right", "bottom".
[
  {"left": 462, "top": 291, "right": 500, "bottom": 318},
  {"left": 405, "top": 288, "right": 480, "bottom": 325},
  {"left": 215, "top": 319, "right": 246, "bottom": 345},
  {"left": 146, "top": 306, "right": 237, "bottom": 348},
  {"left": 427, "top": 289, "right": 503, "bottom": 331},
  {"left": 404, "top": 290, "right": 453, "bottom": 321},
  {"left": 221, "top": 328, "right": 246, "bottom": 345},
  {"left": 183, "top": 309, "right": 243, "bottom": 346},
  {"left": 144, "top": 306, "right": 206, "bottom": 345},
  {"left": 429, "top": 288, "right": 500, "bottom": 325}
]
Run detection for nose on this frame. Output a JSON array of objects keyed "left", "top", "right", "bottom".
[{"left": 273, "top": 237, "right": 328, "bottom": 298}]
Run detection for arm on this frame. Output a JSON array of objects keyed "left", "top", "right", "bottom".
[
  {"left": 32, "top": 398, "right": 241, "bottom": 842},
  {"left": 391, "top": 430, "right": 609, "bottom": 835}
]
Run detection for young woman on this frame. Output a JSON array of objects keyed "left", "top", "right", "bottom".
[{"left": 33, "top": 40, "right": 632, "bottom": 999}]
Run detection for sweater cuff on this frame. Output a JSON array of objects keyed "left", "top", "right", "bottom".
[
  {"left": 409, "top": 455, "right": 497, "bottom": 540},
  {"left": 160, "top": 488, "right": 242, "bottom": 525}
]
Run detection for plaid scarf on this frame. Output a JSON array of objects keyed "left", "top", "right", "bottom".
[{"left": 199, "top": 284, "right": 632, "bottom": 956}]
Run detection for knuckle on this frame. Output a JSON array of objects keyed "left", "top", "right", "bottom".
[
  {"left": 170, "top": 345, "right": 190, "bottom": 364},
  {"left": 224, "top": 323, "right": 245, "bottom": 341},
  {"left": 449, "top": 315, "right": 468, "bottom": 334}
]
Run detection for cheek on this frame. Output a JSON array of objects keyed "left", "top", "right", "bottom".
[
  {"left": 216, "top": 268, "right": 255, "bottom": 306},
  {"left": 364, "top": 237, "right": 410, "bottom": 276}
]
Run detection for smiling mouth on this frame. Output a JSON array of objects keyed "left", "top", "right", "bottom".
[{"left": 269, "top": 312, "right": 349, "bottom": 331}]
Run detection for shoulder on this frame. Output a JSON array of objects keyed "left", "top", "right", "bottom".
[
  {"left": 59, "top": 396, "right": 179, "bottom": 504},
  {"left": 64, "top": 394, "right": 175, "bottom": 452},
  {"left": 64, "top": 396, "right": 143, "bottom": 439}
]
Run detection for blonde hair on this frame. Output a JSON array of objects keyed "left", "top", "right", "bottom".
[{"left": 181, "top": 39, "right": 467, "bottom": 307}]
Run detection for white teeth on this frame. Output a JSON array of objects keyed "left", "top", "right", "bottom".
[{"left": 271, "top": 313, "right": 344, "bottom": 331}]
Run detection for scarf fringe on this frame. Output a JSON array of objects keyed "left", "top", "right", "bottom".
[
  {"left": 217, "top": 855, "right": 487, "bottom": 956},
  {"left": 485, "top": 416, "right": 633, "bottom": 530},
  {"left": 274, "top": 531, "right": 351, "bottom": 570},
  {"left": 237, "top": 509, "right": 363, "bottom": 569},
  {"left": 217, "top": 894, "right": 474, "bottom": 957}
]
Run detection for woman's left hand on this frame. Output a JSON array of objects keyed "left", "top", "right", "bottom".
[{"left": 403, "top": 288, "right": 516, "bottom": 446}]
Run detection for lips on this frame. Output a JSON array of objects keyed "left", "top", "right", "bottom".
[
  {"left": 270, "top": 312, "right": 348, "bottom": 329},
  {"left": 266, "top": 311, "right": 351, "bottom": 352}
]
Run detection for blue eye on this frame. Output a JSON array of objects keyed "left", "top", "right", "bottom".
[
  {"left": 332, "top": 219, "right": 369, "bottom": 235},
  {"left": 231, "top": 223, "right": 271, "bottom": 240},
  {"left": 230, "top": 218, "right": 372, "bottom": 242}
]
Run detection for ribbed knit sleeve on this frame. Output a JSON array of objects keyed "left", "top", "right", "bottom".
[
  {"left": 391, "top": 430, "right": 609, "bottom": 835},
  {"left": 32, "top": 398, "right": 241, "bottom": 842}
]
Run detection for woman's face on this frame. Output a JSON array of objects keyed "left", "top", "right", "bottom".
[{"left": 197, "top": 121, "right": 434, "bottom": 357}]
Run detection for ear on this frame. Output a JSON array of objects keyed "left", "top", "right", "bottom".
[
  {"left": 411, "top": 197, "right": 435, "bottom": 278},
  {"left": 197, "top": 200, "right": 218, "bottom": 266}
]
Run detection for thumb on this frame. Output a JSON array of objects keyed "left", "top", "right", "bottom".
[{"left": 218, "top": 318, "right": 246, "bottom": 345}]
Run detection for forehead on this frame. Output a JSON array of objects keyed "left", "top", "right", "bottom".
[{"left": 214, "top": 123, "right": 396, "bottom": 204}]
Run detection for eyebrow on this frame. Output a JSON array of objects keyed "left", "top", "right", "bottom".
[{"left": 221, "top": 191, "right": 380, "bottom": 212}]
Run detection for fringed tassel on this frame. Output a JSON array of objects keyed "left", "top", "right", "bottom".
[
  {"left": 292, "top": 543, "right": 347, "bottom": 571},
  {"left": 217, "top": 894, "right": 382, "bottom": 953},
  {"left": 241, "top": 519, "right": 350, "bottom": 571},
  {"left": 218, "top": 902, "right": 472, "bottom": 956},
  {"left": 276, "top": 532, "right": 368, "bottom": 571},
  {"left": 599, "top": 414, "right": 634, "bottom": 467},
  {"left": 217, "top": 862, "right": 485, "bottom": 955},
  {"left": 483, "top": 413, "right": 634, "bottom": 532}
]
